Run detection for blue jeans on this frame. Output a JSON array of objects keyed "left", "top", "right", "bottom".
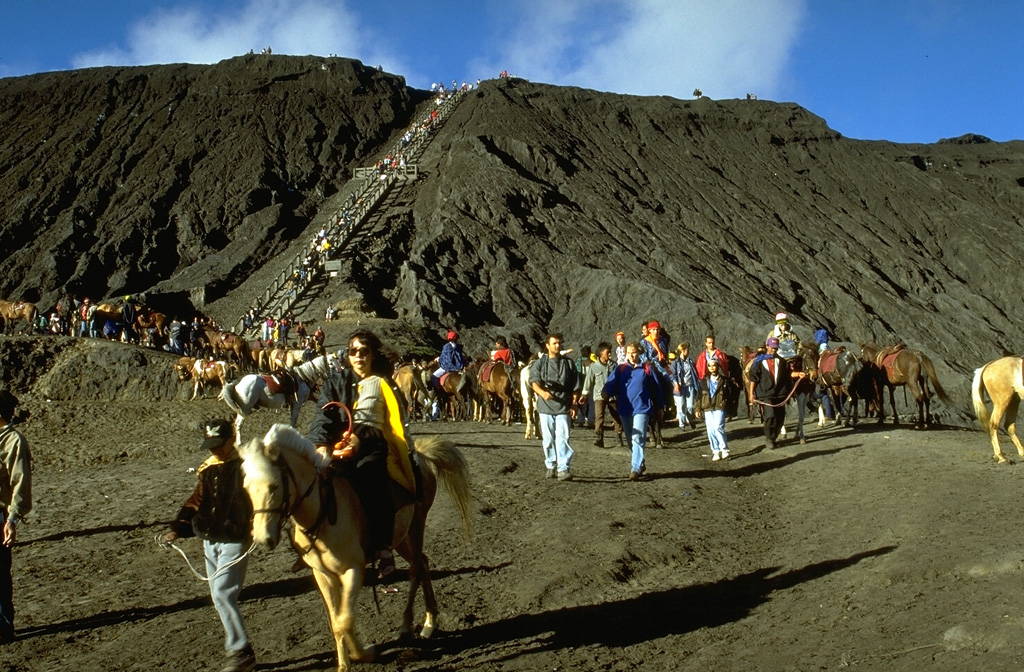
[
  {"left": 205, "top": 540, "right": 250, "bottom": 653},
  {"left": 674, "top": 390, "right": 695, "bottom": 425},
  {"left": 624, "top": 413, "right": 649, "bottom": 473},
  {"left": 704, "top": 409, "right": 727, "bottom": 455},
  {"left": 539, "top": 413, "right": 573, "bottom": 473}
]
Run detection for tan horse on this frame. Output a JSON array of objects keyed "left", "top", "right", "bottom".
[
  {"left": 174, "top": 356, "right": 197, "bottom": 381},
  {"left": 438, "top": 371, "right": 470, "bottom": 421},
  {"left": 240, "top": 424, "right": 471, "bottom": 672},
  {"left": 476, "top": 360, "right": 516, "bottom": 425},
  {"left": 972, "top": 356, "right": 1024, "bottom": 463},
  {"left": 0, "top": 300, "right": 38, "bottom": 334},
  {"left": 394, "top": 363, "right": 433, "bottom": 419}
]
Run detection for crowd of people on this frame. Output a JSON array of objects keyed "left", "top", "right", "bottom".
[{"left": 421, "top": 312, "right": 828, "bottom": 483}]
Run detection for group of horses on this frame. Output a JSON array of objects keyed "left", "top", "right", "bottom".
[
  {"left": 737, "top": 340, "right": 950, "bottom": 436},
  {"left": 394, "top": 358, "right": 520, "bottom": 426}
]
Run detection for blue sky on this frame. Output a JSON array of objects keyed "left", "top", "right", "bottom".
[{"left": 2, "top": 0, "right": 1021, "bottom": 143}]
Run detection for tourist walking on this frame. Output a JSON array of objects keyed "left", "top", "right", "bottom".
[
  {"left": 529, "top": 333, "right": 581, "bottom": 481},
  {"left": 162, "top": 420, "right": 255, "bottom": 672},
  {"left": 603, "top": 342, "right": 664, "bottom": 481},
  {"left": 695, "top": 357, "right": 729, "bottom": 460},
  {"left": 0, "top": 390, "right": 31, "bottom": 644},
  {"left": 580, "top": 342, "right": 622, "bottom": 447}
]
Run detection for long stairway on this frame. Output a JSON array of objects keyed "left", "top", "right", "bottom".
[{"left": 234, "top": 88, "right": 466, "bottom": 336}]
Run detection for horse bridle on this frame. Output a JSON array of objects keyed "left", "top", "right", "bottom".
[{"left": 251, "top": 456, "right": 316, "bottom": 537}]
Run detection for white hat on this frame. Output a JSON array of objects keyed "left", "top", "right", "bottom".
[{"left": 775, "top": 312, "right": 788, "bottom": 322}]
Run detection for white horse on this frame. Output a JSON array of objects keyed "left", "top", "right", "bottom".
[
  {"left": 519, "top": 358, "right": 539, "bottom": 440},
  {"left": 220, "top": 353, "right": 336, "bottom": 435},
  {"left": 290, "top": 353, "right": 337, "bottom": 386}
]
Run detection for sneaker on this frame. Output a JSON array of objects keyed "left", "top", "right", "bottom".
[
  {"left": 545, "top": 467, "right": 556, "bottom": 479},
  {"left": 221, "top": 646, "right": 256, "bottom": 672},
  {"left": 712, "top": 453, "right": 721, "bottom": 462},
  {"left": 557, "top": 470, "right": 573, "bottom": 482},
  {"left": 721, "top": 451, "right": 730, "bottom": 460},
  {"left": 629, "top": 470, "right": 640, "bottom": 482}
]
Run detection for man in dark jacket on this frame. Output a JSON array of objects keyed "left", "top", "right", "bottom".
[
  {"left": 163, "top": 420, "right": 255, "bottom": 672},
  {"left": 748, "top": 337, "right": 806, "bottom": 449}
]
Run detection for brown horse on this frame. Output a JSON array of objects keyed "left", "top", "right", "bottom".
[
  {"left": 860, "top": 342, "right": 950, "bottom": 428},
  {"left": 204, "top": 328, "right": 253, "bottom": 372},
  {"left": 972, "top": 356, "right": 1024, "bottom": 463},
  {"left": 0, "top": 300, "right": 38, "bottom": 334},
  {"left": 476, "top": 360, "right": 516, "bottom": 425},
  {"left": 240, "top": 424, "right": 471, "bottom": 671},
  {"left": 135, "top": 307, "right": 167, "bottom": 337},
  {"left": 188, "top": 359, "right": 237, "bottom": 400}
]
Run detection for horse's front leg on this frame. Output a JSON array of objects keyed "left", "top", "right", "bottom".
[{"left": 312, "top": 564, "right": 373, "bottom": 672}]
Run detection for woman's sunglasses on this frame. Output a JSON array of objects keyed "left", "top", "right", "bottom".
[{"left": 348, "top": 346, "right": 370, "bottom": 357}]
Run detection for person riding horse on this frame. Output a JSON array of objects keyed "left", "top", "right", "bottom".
[
  {"left": 308, "top": 329, "right": 419, "bottom": 580},
  {"left": 768, "top": 312, "right": 800, "bottom": 360}
]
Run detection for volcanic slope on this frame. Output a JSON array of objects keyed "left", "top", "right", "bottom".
[
  {"left": 304, "top": 78, "right": 1024, "bottom": 424},
  {"left": 3, "top": 60, "right": 1024, "bottom": 423}
]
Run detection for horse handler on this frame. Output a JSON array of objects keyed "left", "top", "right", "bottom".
[
  {"left": 163, "top": 419, "right": 256, "bottom": 672},
  {"left": 0, "top": 390, "right": 31, "bottom": 644}
]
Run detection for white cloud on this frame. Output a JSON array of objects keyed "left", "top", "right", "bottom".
[
  {"left": 477, "top": 0, "right": 806, "bottom": 100},
  {"left": 70, "top": 0, "right": 403, "bottom": 72}
]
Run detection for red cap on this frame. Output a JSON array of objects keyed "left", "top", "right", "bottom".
[
  {"left": 447, "top": 330, "right": 458, "bottom": 341},
  {"left": 647, "top": 320, "right": 661, "bottom": 330}
]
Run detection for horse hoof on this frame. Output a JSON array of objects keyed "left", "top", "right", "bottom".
[{"left": 353, "top": 644, "right": 377, "bottom": 663}]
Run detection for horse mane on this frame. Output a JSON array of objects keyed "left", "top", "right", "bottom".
[{"left": 264, "top": 422, "right": 329, "bottom": 467}]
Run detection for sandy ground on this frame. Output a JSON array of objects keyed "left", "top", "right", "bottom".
[{"left": 3, "top": 394, "right": 1024, "bottom": 672}]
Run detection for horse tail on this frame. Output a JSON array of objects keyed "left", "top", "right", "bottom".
[
  {"left": 972, "top": 364, "right": 990, "bottom": 429},
  {"left": 220, "top": 378, "right": 245, "bottom": 417},
  {"left": 414, "top": 436, "right": 471, "bottom": 540},
  {"left": 921, "top": 354, "right": 951, "bottom": 403}
]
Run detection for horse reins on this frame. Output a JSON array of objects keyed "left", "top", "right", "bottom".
[
  {"left": 751, "top": 363, "right": 810, "bottom": 409},
  {"left": 158, "top": 535, "right": 258, "bottom": 583}
]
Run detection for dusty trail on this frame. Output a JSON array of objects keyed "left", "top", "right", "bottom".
[{"left": 3, "top": 396, "right": 1021, "bottom": 672}]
